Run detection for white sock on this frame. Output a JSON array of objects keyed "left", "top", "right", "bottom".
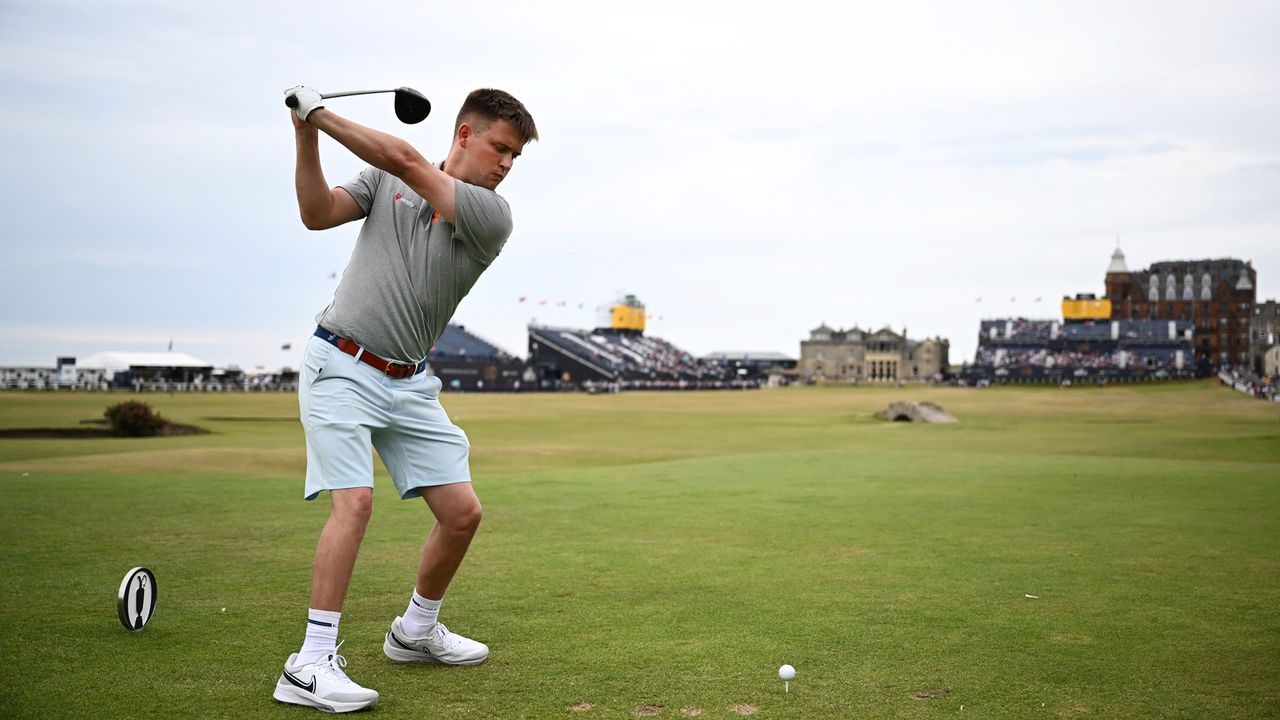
[
  {"left": 298, "top": 608, "right": 341, "bottom": 665},
  {"left": 400, "top": 590, "right": 441, "bottom": 637}
]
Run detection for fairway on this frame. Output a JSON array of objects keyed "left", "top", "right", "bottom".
[{"left": 1, "top": 383, "right": 1277, "bottom": 719}]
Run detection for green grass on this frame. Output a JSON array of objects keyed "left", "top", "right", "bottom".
[{"left": 1, "top": 382, "right": 1277, "bottom": 719}]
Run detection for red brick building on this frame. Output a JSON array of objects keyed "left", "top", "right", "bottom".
[{"left": 1103, "top": 248, "right": 1257, "bottom": 366}]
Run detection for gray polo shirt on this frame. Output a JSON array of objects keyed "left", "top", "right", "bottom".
[{"left": 315, "top": 165, "right": 512, "bottom": 362}]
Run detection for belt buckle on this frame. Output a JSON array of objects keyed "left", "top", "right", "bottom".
[{"left": 384, "top": 360, "right": 412, "bottom": 378}]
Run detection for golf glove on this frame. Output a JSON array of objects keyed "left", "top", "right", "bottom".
[{"left": 285, "top": 85, "right": 325, "bottom": 122}]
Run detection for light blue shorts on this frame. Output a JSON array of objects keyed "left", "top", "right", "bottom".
[{"left": 298, "top": 336, "right": 471, "bottom": 500}]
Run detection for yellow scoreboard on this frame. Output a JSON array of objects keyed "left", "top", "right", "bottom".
[
  {"left": 611, "top": 303, "right": 646, "bottom": 332},
  {"left": 1061, "top": 297, "right": 1111, "bottom": 320}
]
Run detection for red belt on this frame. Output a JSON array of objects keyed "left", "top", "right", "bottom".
[{"left": 314, "top": 327, "right": 427, "bottom": 379}]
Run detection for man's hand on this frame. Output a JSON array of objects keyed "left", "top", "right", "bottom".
[{"left": 284, "top": 85, "right": 325, "bottom": 122}]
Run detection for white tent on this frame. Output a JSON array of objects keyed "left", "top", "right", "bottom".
[{"left": 77, "top": 351, "right": 213, "bottom": 381}]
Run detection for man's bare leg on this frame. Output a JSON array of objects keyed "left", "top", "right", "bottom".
[
  {"left": 310, "top": 487, "right": 374, "bottom": 610},
  {"left": 416, "top": 482, "right": 483, "bottom": 600},
  {"left": 275, "top": 487, "right": 380, "bottom": 712},
  {"left": 383, "top": 482, "right": 489, "bottom": 664}
]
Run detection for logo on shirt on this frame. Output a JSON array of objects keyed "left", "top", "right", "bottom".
[{"left": 394, "top": 193, "right": 416, "bottom": 209}]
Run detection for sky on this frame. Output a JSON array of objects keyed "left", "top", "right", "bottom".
[{"left": 1, "top": 0, "right": 1278, "bottom": 370}]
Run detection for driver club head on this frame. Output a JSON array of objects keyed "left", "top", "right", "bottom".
[{"left": 394, "top": 87, "right": 431, "bottom": 124}]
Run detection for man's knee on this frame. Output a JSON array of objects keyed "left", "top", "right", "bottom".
[
  {"left": 445, "top": 499, "right": 482, "bottom": 535},
  {"left": 331, "top": 488, "right": 374, "bottom": 526}
]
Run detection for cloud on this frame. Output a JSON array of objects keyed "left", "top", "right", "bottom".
[{"left": 1136, "top": 141, "right": 1188, "bottom": 155}]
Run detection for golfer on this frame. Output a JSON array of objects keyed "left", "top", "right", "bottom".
[{"left": 273, "top": 85, "right": 537, "bottom": 713}]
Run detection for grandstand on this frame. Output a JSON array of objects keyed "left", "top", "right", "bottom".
[
  {"left": 527, "top": 296, "right": 746, "bottom": 390},
  {"left": 428, "top": 324, "right": 529, "bottom": 391},
  {"left": 527, "top": 326, "right": 742, "bottom": 389},
  {"left": 432, "top": 324, "right": 513, "bottom": 360},
  {"left": 966, "top": 313, "right": 1198, "bottom": 384}
]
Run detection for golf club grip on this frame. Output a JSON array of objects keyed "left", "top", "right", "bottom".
[{"left": 285, "top": 95, "right": 299, "bottom": 109}]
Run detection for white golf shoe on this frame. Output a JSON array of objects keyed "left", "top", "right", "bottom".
[
  {"left": 383, "top": 617, "right": 489, "bottom": 665},
  {"left": 273, "top": 643, "right": 379, "bottom": 713}
]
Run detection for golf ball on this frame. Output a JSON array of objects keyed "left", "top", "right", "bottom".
[{"left": 778, "top": 664, "right": 796, "bottom": 681}]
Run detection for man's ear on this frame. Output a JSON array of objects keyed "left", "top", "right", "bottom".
[{"left": 457, "top": 122, "right": 472, "bottom": 148}]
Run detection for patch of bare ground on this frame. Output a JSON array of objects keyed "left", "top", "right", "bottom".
[
  {"left": 1057, "top": 704, "right": 1092, "bottom": 718},
  {"left": 569, "top": 702, "right": 595, "bottom": 712},
  {"left": 634, "top": 705, "right": 662, "bottom": 717},
  {"left": 680, "top": 709, "right": 702, "bottom": 717},
  {"left": 0, "top": 423, "right": 206, "bottom": 438},
  {"left": 913, "top": 688, "right": 950, "bottom": 700},
  {"left": 0, "top": 447, "right": 304, "bottom": 475},
  {"left": 730, "top": 705, "right": 758, "bottom": 715}
]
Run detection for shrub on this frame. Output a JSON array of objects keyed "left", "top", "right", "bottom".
[{"left": 104, "top": 401, "right": 168, "bottom": 437}]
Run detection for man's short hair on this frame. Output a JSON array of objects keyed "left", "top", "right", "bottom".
[{"left": 456, "top": 89, "right": 538, "bottom": 143}]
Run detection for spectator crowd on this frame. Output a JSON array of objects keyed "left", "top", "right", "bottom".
[{"left": 531, "top": 327, "right": 742, "bottom": 388}]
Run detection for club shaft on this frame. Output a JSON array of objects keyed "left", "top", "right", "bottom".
[{"left": 320, "top": 89, "right": 397, "bottom": 100}]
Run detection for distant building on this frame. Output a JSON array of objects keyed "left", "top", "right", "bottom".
[
  {"left": 78, "top": 351, "right": 214, "bottom": 389},
  {"left": 1, "top": 354, "right": 189, "bottom": 390},
  {"left": 798, "top": 325, "right": 949, "bottom": 383},
  {"left": 0, "top": 363, "right": 110, "bottom": 390},
  {"left": 1250, "top": 299, "right": 1280, "bottom": 375},
  {"left": 427, "top": 324, "right": 526, "bottom": 391},
  {"left": 1104, "top": 248, "right": 1257, "bottom": 365},
  {"left": 701, "top": 351, "right": 797, "bottom": 385},
  {"left": 1, "top": 324, "right": 513, "bottom": 392}
]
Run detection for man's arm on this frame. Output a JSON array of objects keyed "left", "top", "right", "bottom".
[
  {"left": 305, "top": 108, "right": 458, "bottom": 224},
  {"left": 293, "top": 114, "right": 365, "bottom": 230}
]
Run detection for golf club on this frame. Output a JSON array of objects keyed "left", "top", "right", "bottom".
[{"left": 285, "top": 87, "right": 431, "bottom": 124}]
